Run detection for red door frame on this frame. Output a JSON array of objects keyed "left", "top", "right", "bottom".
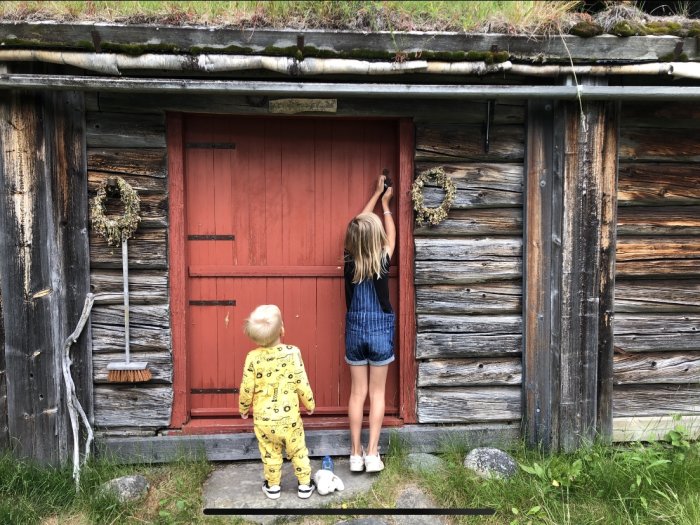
[{"left": 167, "top": 113, "right": 416, "bottom": 430}]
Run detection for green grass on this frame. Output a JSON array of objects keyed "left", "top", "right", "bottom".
[
  {"left": 0, "top": 1, "right": 581, "bottom": 33},
  {"left": 3, "top": 426, "right": 699, "bottom": 525}
]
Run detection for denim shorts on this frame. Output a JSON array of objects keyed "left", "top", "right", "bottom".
[{"left": 344, "top": 311, "right": 395, "bottom": 366}]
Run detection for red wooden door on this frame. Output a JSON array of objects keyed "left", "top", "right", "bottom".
[{"left": 183, "top": 115, "right": 400, "bottom": 421}]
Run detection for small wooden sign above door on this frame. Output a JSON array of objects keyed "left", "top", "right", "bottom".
[{"left": 269, "top": 98, "right": 337, "bottom": 114}]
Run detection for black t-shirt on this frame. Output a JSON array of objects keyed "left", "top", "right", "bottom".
[{"left": 343, "top": 251, "right": 393, "bottom": 313}]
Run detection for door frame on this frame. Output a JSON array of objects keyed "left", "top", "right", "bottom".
[{"left": 167, "top": 113, "right": 416, "bottom": 429}]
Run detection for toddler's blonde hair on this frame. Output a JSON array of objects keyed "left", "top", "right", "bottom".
[
  {"left": 344, "top": 212, "right": 388, "bottom": 283},
  {"left": 244, "top": 304, "right": 283, "bottom": 347}
]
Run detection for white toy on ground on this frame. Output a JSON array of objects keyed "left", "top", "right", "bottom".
[{"left": 313, "top": 469, "right": 345, "bottom": 496}]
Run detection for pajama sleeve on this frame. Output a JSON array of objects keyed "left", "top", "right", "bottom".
[
  {"left": 294, "top": 348, "right": 315, "bottom": 412},
  {"left": 238, "top": 352, "right": 255, "bottom": 416}
]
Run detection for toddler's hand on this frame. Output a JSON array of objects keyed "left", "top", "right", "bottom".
[
  {"left": 307, "top": 409, "right": 314, "bottom": 416},
  {"left": 240, "top": 413, "right": 249, "bottom": 419}
]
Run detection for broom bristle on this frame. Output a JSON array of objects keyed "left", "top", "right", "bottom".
[{"left": 107, "top": 368, "right": 152, "bottom": 383}]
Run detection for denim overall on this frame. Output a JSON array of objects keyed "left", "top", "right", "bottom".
[{"left": 344, "top": 279, "right": 395, "bottom": 366}]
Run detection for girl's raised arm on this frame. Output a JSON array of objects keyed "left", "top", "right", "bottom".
[
  {"left": 381, "top": 186, "right": 395, "bottom": 258},
  {"left": 360, "top": 175, "right": 387, "bottom": 215}
]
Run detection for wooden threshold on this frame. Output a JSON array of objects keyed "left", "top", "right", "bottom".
[{"left": 176, "top": 416, "right": 404, "bottom": 435}]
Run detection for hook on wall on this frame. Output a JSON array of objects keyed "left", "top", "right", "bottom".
[{"left": 483, "top": 99, "right": 495, "bottom": 153}]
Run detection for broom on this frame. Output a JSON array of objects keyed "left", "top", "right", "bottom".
[{"left": 107, "top": 237, "right": 152, "bottom": 383}]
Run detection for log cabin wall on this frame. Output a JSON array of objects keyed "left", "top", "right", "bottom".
[
  {"left": 85, "top": 93, "right": 525, "bottom": 435},
  {"left": 86, "top": 95, "right": 173, "bottom": 436},
  {"left": 613, "top": 101, "right": 700, "bottom": 441},
  {"left": 413, "top": 102, "right": 524, "bottom": 427}
]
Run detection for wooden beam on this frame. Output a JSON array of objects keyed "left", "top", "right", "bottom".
[
  {"left": 1, "top": 22, "right": 695, "bottom": 64},
  {"left": 0, "top": 288, "right": 7, "bottom": 449},
  {"left": 613, "top": 415, "right": 700, "bottom": 442},
  {"left": 98, "top": 424, "right": 519, "bottom": 464},
  {"left": 523, "top": 99, "right": 558, "bottom": 450}
]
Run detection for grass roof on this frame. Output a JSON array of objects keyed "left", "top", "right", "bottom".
[{"left": 1, "top": 1, "right": 698, "bottom": 37}]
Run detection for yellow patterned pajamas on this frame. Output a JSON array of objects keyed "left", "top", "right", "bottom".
[{"left": 239, "top": 344, "right": 315, "bottom": 486}]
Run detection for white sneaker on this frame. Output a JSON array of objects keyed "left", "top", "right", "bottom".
[
  {"left": 364, "top": 453, "right": 384, "bottom": 473},
  {"left": 298, "top": 480, "right": 316, "bottom": 499},
  {"left": 262, "top": 481, "right": 281, "bottom": 499},
  {"left": 349, "top": 450, "right": 365, "bottom": 472}
]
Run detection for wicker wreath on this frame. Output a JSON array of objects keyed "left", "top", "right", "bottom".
[
  {"left": 411, "top": 166, "right": 456, "bottom": 226},
  {"left": 91, "top": 177, "right": 141, "bottom": 247}
]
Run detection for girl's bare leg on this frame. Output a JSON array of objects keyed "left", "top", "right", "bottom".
[
  {"left": 366, "top": 364, "right": 389, "bottom": 456},
  {"left": 348, "top": 365, "right": 369, "bottom": 456}
]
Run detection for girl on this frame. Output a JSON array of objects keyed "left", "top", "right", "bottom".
[{"left": 343, "top": 174, "right": 395, "bottom": 473}]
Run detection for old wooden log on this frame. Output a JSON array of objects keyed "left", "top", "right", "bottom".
[
  {"left": 91, "top": 304, "right": 171, "bottom": 354},
  {"left": 415, "top": 260, "right": 521, "bottom": 285},
  {"left": 86, "top": 112, "right": 165, "bottom": 148},
  {"left": 618, "top": 206, "right": 700, "bottom": 236},
  {"left": 416, "top": 333, "right": 521, "bottom": 359},
  {"left": 90, "top": 228, "right": 168, "bottom": 269},
  {"left": 415, "top": 281, "right": 522, "bottom": 314},
  {"left": 613, "top": 352, "right": 700, "bottom": 385},
  {"left": 618, "top": 163, "right": 700, "bottom": 205},
  {"left": 418, "top": 358, "right": 521, "bottom": 387},
  {"left": 93, "top": 385, "right": 172, "bottom": 428},
  {"left": 0, "top": 289, "right": 7, "bottom": 449},
  {"left": 613, "top": 415, "right": 700, "bottom": 442},
  {"left": 414, "top": 237, "right": 522, "bottom": 260},
  {"left": 615, "top": 280, "right": 700, "bottom": 312},
  {"left": 416, "top": 123, "right": 524, "bottom": 162},
  {"left": 619, "top": 127, "right": 700, "bottom": 161},
  {"left": 87, "top": 184, "right": 168, "bottom": 229},
  {"left": 414, "top": 208, "right": 522, "bottom": 236},
  {"left": 417, "top": 386, "right": 521, "bottom": 423},
  {"left": 614, "top": 314, "right": 700, "bottom": 352},
  {"left": 90, "top": 270, "right": 168, "bottom": 305},
  {"left": 87, "top": 148, "right": 167, "bottom": 177},
  {"left": 621, "top": 102, "right": 700, "bottom": 129},
  {"left": 616, "top": 236, "right": 700, "bottom": 278},
  {"left": 613, "top": 385, "right": 700, "bottom": 417}
]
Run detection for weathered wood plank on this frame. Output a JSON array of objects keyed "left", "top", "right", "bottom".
[
  {"left": 0, "top": 89, "right": 67, "bottom": 463},
  {"left": 86, "top": 112, "right": 165, "bottom": 148},
  {"left": 416, "top": 333, "right": 521, "bottom": 359},
  {"left": 523, "top": 99, "right": 557, "bottom": 450},
  {"left": 618, "top": 206, "right": 700, "bottom": 236},
  {"left": 2, "top": 23, "right": 693, "bottom": 63},
  {"left": 415, "top": 260, "right": 521, "bottom": 284},
  {"left": 0, "top": 289, "right": 7, "bottom": 449},
  {"left": 417, "top": 387, "right": 521, "bottom": 423},
  {"left": 616, "top": 236, "right": 700, "bottom": 277},
  {"left": 613, "top": 352, "right": 700, "bottom": 385},
  {"left": 418, "top": 358, "right": 521, "bottom": 387},
  {"left": 619, "top": 128, "right": 700, "bottom": 162},
  {"left": 613, "top": 385, "right": 700, "bottom": 417},
  {"left": 414, "top": 208, "right": 522, "bottom": 236},
  {"left": 417, "top": 314, "right": 521, "bottom": 333},
  {"left": 94, "top": 352, "right": 172, "bottom": 384},
  {"left": 415, "top": 282, "right": 522, "bottom": 314},
  {"left": 614, "top": 280, "right": 700, "bottom": 313},
  {"left": 614, "top": 314, "right": 700, "bottom": 352},
  {"left": 93, "top": 385, "right": 172, "bottom": 428},
  {"left": 415, "top": 124, "right": 524, "bottom": 162},
  {"left": 613, "top": 415, "right": 700, "bottom": 442},
  {"left": 98, "top": 424, "right": 520, "bottom": 463},
  {"left": 91, "top": 304, "right": 171, "bottom": 353},
  {"left": 88, "top": 169, "right": 166, "bottom": 194},
  {"left": 87, "top": 148, "right": 167, "bottom": 177},
  {"left": 414, "top": 237, "right": 522, "bottom": 260},
  {"left": 618, "top": 163, "right": 700, "bottom": 205},
  {"left": 621, "top": 102, "right": 700, "bottom": 129},
  {"left": 97, "top": 92, "right": 526, "bottom": 123},
  {"left": 87, "top": 185, "right": 168, "bottom": 229},
  {"left": 90, "top": 228, "right": 168, "bottom": 270},
  {"left": 90, "top": 270, "right": 169, "bottom": 305}
]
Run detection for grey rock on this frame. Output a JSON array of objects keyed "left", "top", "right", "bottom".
[
  {"left": 395, "top": 486, "right": 448, "bottom": 525},
  {"left": 405, "top": 453, "right": 445, "bottom": 473},
  {"left": 101, "top": 474, "right": 149, "bottom": 502},
  {"left": 463, "top": 447, "right": 518, "bottom": 479},
  {"left": 335, "top": 520, "right": 389, "bottom": 525}
]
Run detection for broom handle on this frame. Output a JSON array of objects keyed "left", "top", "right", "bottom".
[{"left": 122, "top": 238, "right": 130, "bottom": 365}]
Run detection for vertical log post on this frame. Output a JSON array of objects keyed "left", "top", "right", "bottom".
[
  {"left": 523, "top": 78, "right": 619, "bottom": 452},
  {"left": 0, "top": 76, "right": 89, "bottom": 463},
  {"left": 0, "top": 288, "right": 8, "bottom": 449}
]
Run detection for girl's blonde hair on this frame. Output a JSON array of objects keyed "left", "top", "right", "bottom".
[
  {"left": 344, "top": 212, "right": 388, "bottom": 283},
  {"left": 244, "top": 304, "right": 283, "bottom": 347}
]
